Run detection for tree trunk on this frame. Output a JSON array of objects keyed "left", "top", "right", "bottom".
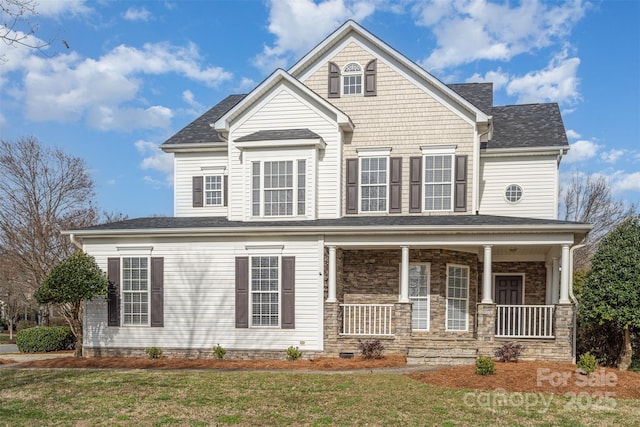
[
  {"left": 74, "top": 324, "right": 83, "bottom": 358},
  {"left": 619, "top": 324, "right": 632, "bottom": 371},
  {"left": 8, "top": 318, "right": 14, "bottom": 340}
]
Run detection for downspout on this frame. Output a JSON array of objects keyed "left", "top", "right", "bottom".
[
  {"left": 69, "top": 233, "right": 83, "bottom": 251},
  {"left": 569, "top": 242, "right": 587, "bottom": 363}
]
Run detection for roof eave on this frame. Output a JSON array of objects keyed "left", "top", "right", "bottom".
[{"left": 161, "top": 143, "right": 227, "bottom": 153}]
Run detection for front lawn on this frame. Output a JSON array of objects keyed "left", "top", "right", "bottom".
[{"left": 1, "top": 369, "right": 639, "bottom": 426}]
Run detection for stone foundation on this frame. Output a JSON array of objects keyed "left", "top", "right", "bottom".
[{"left": 83, "top": 347, "right": 322, "bottom": 360}]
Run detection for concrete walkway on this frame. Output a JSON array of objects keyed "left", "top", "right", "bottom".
[{"left": 0, "top": 344, "right": 73, "bottom": 367}]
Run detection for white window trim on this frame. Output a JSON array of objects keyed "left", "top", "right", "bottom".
[
  {"left": 422, "top": 146, "right": 455, "bottom": 212},
  {"left": 121, "top": 256, "right": 151, "bottom": 327},
  {"left": 249, "top": 254, "right": 281, "bottom": 328},
  {"left": 204, "top": 174, "right": 224, "bottom": 207},
  {"left": 405, "top": 262, "right": 431, "bottom": 332},
  {"left": 341, "top": 62, "right": 363, "bottom": 96},
  {"left": 251, "top": 159, "right": 307, "bottom": 219},
  {"left": 358, "top": 155, "right": 389, "bottom": 213},
  {"left": 445, "top": 263, "right": 470, "bottom": 332},
  {"left": 504, "top": 184, "right": 524, "bottom": 204}
]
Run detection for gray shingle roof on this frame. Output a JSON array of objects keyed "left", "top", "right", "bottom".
[
  {"left": 74, "top": 214, "right": 588, "bottom": 233},
  {"left": 236, "top": 128, "right": 321, "bottom": 142},
  {"left": 161, "top": 94, "right": 246, "bottom": 146},
  {"left": 486, "top": 103, "right": 568, "bottom": 149},
  {"left": 448, "top": 83, "right": 493, "bottom": 114}
]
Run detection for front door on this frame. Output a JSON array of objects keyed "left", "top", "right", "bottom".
[{"left": 495, "top": 276, "right": 523, "bottom": 305}]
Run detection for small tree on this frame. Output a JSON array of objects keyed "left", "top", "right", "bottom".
[
  {"left": 35, "top": 251, "right": 108, "bottom": 357},
  {"left": 580, "top": 215, "right": 640, "bottom": 370}
]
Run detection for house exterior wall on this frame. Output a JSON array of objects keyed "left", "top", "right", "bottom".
[
  {"left": 479, "top": 154, "right": 559, "bottom": 219},
  {"left": 227, "top": 85, "right": 341, "bottom": 221},
  {"left": 174, "top": 152, "right": 228, "bottom": 217},
  {"left": 82, "top": 236, "right": 325, "bottom": 355},
  {"left": 301, "top": 42, "right": 475, "bottom": 215}
]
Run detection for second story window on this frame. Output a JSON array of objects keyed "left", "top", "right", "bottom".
[
  {"left": 342, "top": 62, "right": 362, "bottom": 95},
  {"left": 360, "top": 157, "right": 388, "bottom": 212},
  {"left": 205, "top": 175, "right": 223, "bottom": 206},
  {"left": 424, "top": 154, "right": 453, "bottom": 211},
  {"left": 252, "top": 160, "right": 306, "bottom": 217}
]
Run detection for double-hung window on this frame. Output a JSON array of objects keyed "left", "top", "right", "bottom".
[
  {"left": 205, "top": 175, "right": 223, "bottom": 206},
  {"left": 422, "top": 146, "right": 455, "bottom": 211},
  {"left": 409, "top": 263, "right": 430, "bottom": 331},
  {"left": 446, "top": 264, "right": 469, "bottom": 331},
  {"left": 360, "top": 157, "right": 388, "bottom": 212},
  {"left": 250, "top": 256, "right": 280, "bottom": 327},
  {"left": 122, "top": 257, "right": 149, "bottom": 326},
  {"left": 252, "top": 160, "right": 306, "bottom": 217},
  {"left": 342, "top": 62, "right": 362, "bottom": 95}
]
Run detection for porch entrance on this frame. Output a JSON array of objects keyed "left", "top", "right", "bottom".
[{"left": 495, "top": 275, "right": 523, "bottom": 305}]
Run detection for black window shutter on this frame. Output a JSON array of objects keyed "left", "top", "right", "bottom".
[
  {"left": 150, "top": 257, "right": 164, "bottom": 327},
  {"left": 235, "top": 257, "right": 249, "bottom": 328},
  {"left": 364, "top": 59, "right": 377, "bottom": 97},
  {"left": 281, "top": 256, "right": 295, "bottom": 329},
  {"left": 107, "top": 258, "right": 120, "bottom": 327},
  {"left": 409, "top": 156, "right": 422, "bottom": 213},
  {"left": 454, "top": 155, "right": 468, "bottom": 212},
  {"left": 328, "top": 62, "right": 340, "bottom": 98},
  {"left": 223, "top": 175, "right": 228, "bottom": 207},
  {"left": 346, "top": 158, "right": 358, "bottom": 214},
  {"left": 389, "top": 157, "right": 402, "bottom": 213},
  {"left": 192, "top": 176, "right": 203, "bottom": 207}
]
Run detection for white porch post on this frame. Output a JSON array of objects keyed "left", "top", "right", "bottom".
[
  {"left": 399, "top": 246, "right": 409, "bottom": 303},
  {"left": 559, "top": 244, "right": 571, "bottom": 304},
  {"left": 551, "top": 257, "right": 559, "bottom": 304},
  {"left": 482, "top": 245, "right": 493, "bottom": 303},
  {"left": 327, "top": 246, "right": 337, "bottom": 303}
]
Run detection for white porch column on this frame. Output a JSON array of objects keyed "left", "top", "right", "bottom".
[
  {"left": 559, "top": 244, "right": 571, "bottom": 304},
  {"left": 551, "top": 257, "right": 559, "bottom": 304},
  {"left": 399, "top": 246, "right": 409, "bottom": 303},
  {"left": 327, "top": 246, "right": 337, "bottom": 303},
  {"left": 482, "top": 245, "right": 493, "bottom": 303}
]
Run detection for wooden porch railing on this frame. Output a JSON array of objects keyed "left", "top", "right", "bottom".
[
  {"left": 340, "top": 303, "right": 394, "bottom": 336},
  {"left": 496, "top": 305, "right": 555, "bottom": 338}
]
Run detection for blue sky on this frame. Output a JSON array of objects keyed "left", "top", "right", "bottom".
[{"left": 1, "top": 0, "right": 638, "bottom": 218}]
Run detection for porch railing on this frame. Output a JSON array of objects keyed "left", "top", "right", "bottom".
[
  {"left": 340, "top": 304, "right": 394, "bottom": 336},
  {"left": 496, "top": 305, "right": 555, "bottom": 338}
]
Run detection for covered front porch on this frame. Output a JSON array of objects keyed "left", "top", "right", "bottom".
[{"left": 322, "top": 242, "right": 576, "bottom": 364}]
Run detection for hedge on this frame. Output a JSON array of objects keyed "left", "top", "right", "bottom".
[{"left": 15, "top": 326, "right": 75, "bottom": 353}]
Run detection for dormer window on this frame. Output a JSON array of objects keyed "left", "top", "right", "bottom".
[{"left": 342, "top": 62, "right": 362, "bottom": 95}]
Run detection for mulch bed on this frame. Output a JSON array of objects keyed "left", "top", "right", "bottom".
[
  {"left": 0, "top": 358, "right": 17, "bottom": 364},
  {"left": 409, "top": 360, "right": 640, "bottom": 400}
]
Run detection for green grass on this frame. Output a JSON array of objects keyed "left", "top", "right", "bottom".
[
  {"left": 0, "top": 333, "right": 14, "bottom": 344},
  {"left": 0, "top": 369, "right": 638, "bottom": 426}
]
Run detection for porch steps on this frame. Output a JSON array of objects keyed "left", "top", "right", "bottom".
[{"left": 407, "top": 342, "right": 478, "bottom": 366}]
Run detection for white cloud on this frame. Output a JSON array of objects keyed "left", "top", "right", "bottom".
[
  {"left": 35, "top": 0, "right": 91, "bottom": 16},
  {"left": 416, "top": 0, "right": 587, "bottom": 71},
  {"left": 600, "top": 149, "right": 626, "bottom": 164},
  {"left": 563, "top": 140, "right": 600, "bottom": 164},
  {"left": 506, "top": 49, "right": 580, "bottom": 104},
  {"left": 614, "top": 172, "right": 640, "bottom": 192},
  {"left": 565, "top": 129, "right": 581, "bottom": 139},
  {"left": 7, "top": 41, "right": 231, "bottom": 130},
  {"left": 135, "top": 140, "right": 174, "bottom": 186},
  {"left": 466, "top": 69, "right": 509, "bottom": 90},
  {"left": 254, "top": 0, "right": 376, "bottom": 73},
  {"left": 237, "top": 77, "right": 256, "bottom": 92},
  {"left": 123, "top": 7, "right": 152, "bottom": 22}
]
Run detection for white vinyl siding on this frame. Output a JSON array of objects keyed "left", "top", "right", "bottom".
[
  {"left": 479, "top": 155, "right": 559, "bottom": 219},
  {"left": 409, "top": 263, "right": 430, "bottom": 331},
  {"left": 83, "top": 236, "right": 324, "bottom": 351},
  {"left": 174, "top": 152, "right": 228, "bottom": 217},
  {"left": 446, "top": 264, "right": 469, "bottom": 331}
]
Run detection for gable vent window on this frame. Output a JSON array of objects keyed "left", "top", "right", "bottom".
[
  {"left": 342, "top": 62, "right": 362, "bottom": 95},
  {"left": 505, "top": 184, "right": 523, "bottom": 203}
]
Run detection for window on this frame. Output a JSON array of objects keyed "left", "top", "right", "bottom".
[
  {"left": 122, "top": 257, "right": 149, "bottom": 326},
  {"left": 250, "top": 256, "right": 279, "bottom": 327},
  {"left": 505, "top": 184, "right": 523, "bottom": 203},
  {"left": 424, "top": 154, "right": 453, "bottom": 211},
  {"left": 446, "top": 264, "right": 469, "bottom": 331},
  {"left": 205, "top": 175, "right": 223, "bottom": 206},
  {"left": 252, "top": 160, "right": 306, "bottom": 217},
  {"left": 360, "top": 157, "right": 387, "bottom": 212},
  {"left": 409, "top": 264, "right": 430, "bottom": 331},
  {"left": 342, "top": 62, "right": 362, "bottom": 95}
]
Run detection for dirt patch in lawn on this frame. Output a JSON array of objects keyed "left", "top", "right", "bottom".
[
  {"left": 16, "top": 354, "right": 407, "bottom": 371},
  {"left": 409, "top": 361, "right": 640, "bottom": 400}
]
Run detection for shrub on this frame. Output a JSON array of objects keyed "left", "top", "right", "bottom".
[
  {"left": 475, "top": 355, "right": 496, "bottom": 375},
  {"left": 15, "top": 326, "right": 74, "bottom": 353},
  {"left": 577, "top": 352, "right": 598, "bottom": 374},
  {"left": 286, "top": 346, "right": 302, "bottom": 361},
  {"left": 357, "top": 339, "right": 385, "bottom": 359},
  {"left": 494, "top": 341, "right": 524, "bottom": 362},
  {"left": 16, "top": 320, "right": 35, "bottom": 331},
  {"left": 212, "top": 344, "right": 226, "bottom": 359},
  {"left": 145, "top": 347, "right": 163, "bottom": 359}
]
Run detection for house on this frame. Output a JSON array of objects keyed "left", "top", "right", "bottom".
[{"left": 68, "top": 21, "right": 590, "bottom": 365}]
